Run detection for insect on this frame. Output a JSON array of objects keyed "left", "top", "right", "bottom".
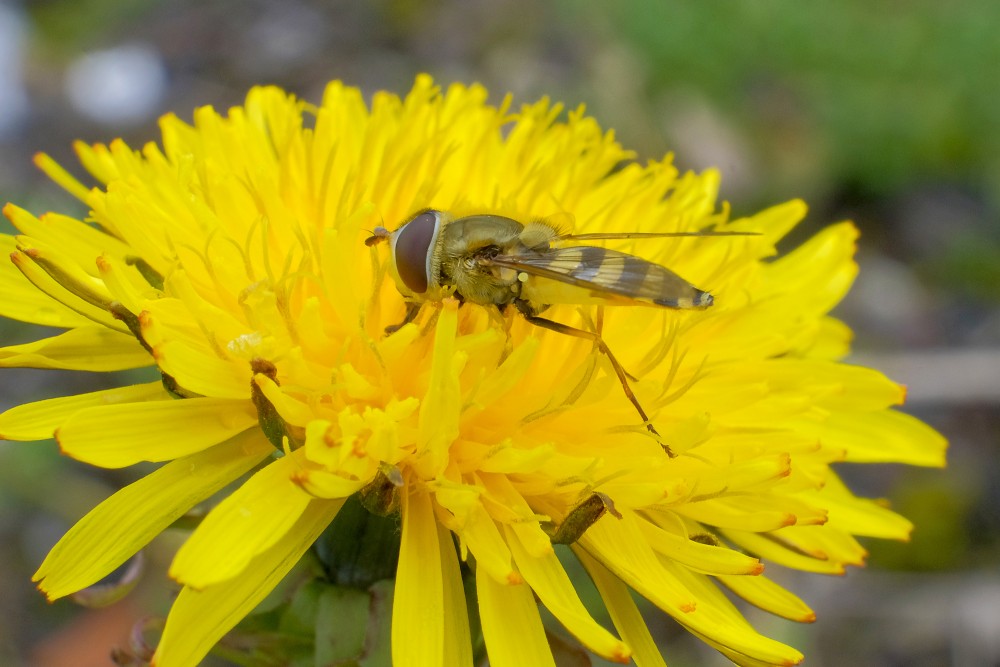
[{"left": 366, "top": 209, "right": 751, "bottom": 449}]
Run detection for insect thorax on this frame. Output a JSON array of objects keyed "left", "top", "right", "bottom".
[{"left": 437, "top": 215, "right": 527, "bottom": 307}]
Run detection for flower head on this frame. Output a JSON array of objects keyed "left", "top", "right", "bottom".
[{"left": 1, "top": 76, "right": 946, "bottom": 666}]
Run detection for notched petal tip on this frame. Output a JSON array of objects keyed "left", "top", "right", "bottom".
[
  {"left": 35, "top": 582, "right": 60, "bottom": 603},
  {"left": 609, "top": 646, "right": 632, "bottom": 664},
  {"left": 52, "top": 427, "right": 68, "bottom": 455},
  {"left": 30, "top": 152, "right": 50, "bottom": 168}
]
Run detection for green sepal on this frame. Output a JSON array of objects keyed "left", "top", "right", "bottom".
[
  {"left": 71, "top": 553, "right": 144, "bottom": 608},
  {"left": 109, "top": 301, "right": 198, "bottom": 399},
  {"left": 212, "top": 578, "right": 396, "bottom": 667},
  {"left": 314, "top": 494, "right": 401, "bottom": 588},
  {"left": 125, "top": 255, "right": 165, "bottom": 290},
  {"left": 250, "top": 358, "right": 296, "bottom": 450},
  {"left": 314, "top": 586, "right": 369, "bottom": 663}
]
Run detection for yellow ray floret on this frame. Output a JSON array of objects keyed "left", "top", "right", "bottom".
[{"left": 35, "top": 431, "right": 273, "bottom": 600}]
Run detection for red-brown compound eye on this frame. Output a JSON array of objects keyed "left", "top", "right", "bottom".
[{"left": 391, "top": 210, "right": 441, "bottom": 293}]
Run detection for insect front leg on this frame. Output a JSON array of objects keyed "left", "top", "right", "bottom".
[
  {"left": 516, "top": 301, "right": 673, "bottom": 456},
  {"left": 385, "top": 301, "right": 422, "bottom": 335},
  {"left": 489, "top": 304, "right": 517, "bottom": 365}
]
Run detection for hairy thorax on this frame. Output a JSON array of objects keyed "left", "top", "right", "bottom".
[{"left": 437, "top": 215, "right": 534, "bottom": 307}]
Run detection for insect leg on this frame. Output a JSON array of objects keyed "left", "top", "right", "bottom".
[
  {"left": 490, "top": 305, "right": 518, "bottom": 365},
  {"left": 385, "top": 301, "right": 422, "bottom": 335},
  {"left": 594, "top": 306, "right": 638, "bottom": 382},
  {"left": 521, "top": 312, "right": 673, "bottom": 456}
]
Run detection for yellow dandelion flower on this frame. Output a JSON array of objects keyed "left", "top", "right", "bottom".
[{"left": 1, "top": 76, "right": 946, "bottom": 666}]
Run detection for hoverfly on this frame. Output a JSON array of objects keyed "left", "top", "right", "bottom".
[{"left": 366, "top": 209, "right": 751, "bottom": 448}]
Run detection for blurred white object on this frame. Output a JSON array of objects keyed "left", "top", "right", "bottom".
[
  {"left": 851, "top": 348, "right": 1000, "bottom": 405},
  {"left": 0, "top": 3, "right": 29, "bottom": 137},
  {"left": 65, "top": 43, "right": 167, "bottom": 125}
]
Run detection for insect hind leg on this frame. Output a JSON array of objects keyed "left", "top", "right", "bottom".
[
  {"left": 520, "top": 308, "right": 674, "bottom": 457},
  {"left": 592, "top": 306, "right": 638, "bottom": 382}
]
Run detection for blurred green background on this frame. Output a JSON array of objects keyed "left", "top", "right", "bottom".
[{"left": 1, "top": 1, "right": 997, "bottom": 665}]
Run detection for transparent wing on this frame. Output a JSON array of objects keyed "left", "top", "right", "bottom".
[{"left": 485, "top": 245, "right": 712, "bottom": 309}]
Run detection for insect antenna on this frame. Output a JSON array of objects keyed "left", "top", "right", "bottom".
[{"left": 559, "top": 230, "right": 761, "bottom": 242}]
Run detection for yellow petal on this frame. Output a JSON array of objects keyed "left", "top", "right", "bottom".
[
  {"left": 576, "top": 548, "right": 666, "bottom": 667},
  {"left": 164, "top": 269, "right": 256, "bottom": 348},
  {"left": 0, "top": 326, "right": 149, "bottom": 371},
  {"left": 438, "top": 517, "right": 474, "bottom": 667},
  {"left": 254, "top": 374, "right": 316, "bottom": 426},
  {"left": 96, "top": 252, "right": 157, "bottom": 313},
  {"left": 823, "top": 409, "right": 947, "bottom": 467},
  {"left": 137, "top": 295, "right": 211, "bottom": 349},
  {"left": 10, "top": 242, "right": 125, "bottom": 331},
  {"left": 0, "top": 233, "right": 94, "bottom": 327},
  {"left": 436, "top": 486, "right": 518, "bottom": 585},
  {"left": 659, "top": 558, "right": 804, "bottom": 666},
  {"left": 675, "top": 499, "right": 798, "bottom": 533},
  {"left": 775, "top": 524, "right": 868, "bottom": 566},
  {"left": 578, "top": 511, "right": 697, "bottom": 614},
  {"left": 717, "top": 573, "right": 815, "bottom": 623},
  {"left": 71, "top": 140, "right": 119, "bottom": 189},
  {"left": 5, "top": 204, "right": 133, "bottom": 264},
  {"left": 415, "top": 299, "right": 463, "bottom": 479},
  {"left": 152, "top": 498, "right": 342, "bottom": 667},
  {"left": 151, "top": 339, "right": 249, "bottom": 399},
  {"left": 476, "top": 559, "right": 556, "bottom": 667},
  {"left": 721, "top": 529, "right": 845, "bottom": 574},
  {"left": 0, "top": 381, "right": 166, "bottom": 441},
  {"left": 636, "top": 515, "right": 764, "bottom": 576},
  {"left": 799, "top": 316, "right": 853, "bottom": 360},
  {"left": 814, "top": 472, "right": 914, "bottom": 539},
  {"left": 476, "top": 440, "right": 557, "bottom": 475},
  {"left": 744, "top": 199, "right": 807, "bottom": 248},
  {"left": 34, "top": 430, "right": 272, "bottom": 600},
  {"left": 33, "top": 152, "right": 94, "bottom": 203},
  {"left": 478, "top": 473, "right": 553, "bottom": 558},
  {"left": 465, "top": 334, "right": 539, "bottom": 407},
  {"left": 94, "top": 188, "right": 171, "bottom": 274},
  {"left": 763, "top": 222, "right": 859, "bottom": 317},
  {"left": 716, "top": 359, "right": 905, "bottom": 411},
  {"left": 57, "top": 397, "right": 257, "bottom": 468},
  {"left": 505, "top": 525, "right": 630, "bottom": 663},
  {"left": 706, "top": 639, "right": 802, "bottom": 667},
  {"left": 393, "top": 488, "right": 445, "bottom": 667},
  {"left": 169, "top": 451, "right": 313, "bottom": 589},
  {"left": 581, "top": 512, "right": 800, "bottom": 664},
  {"left": 291, "top": 467, "right": 366, "bottom": 499}
]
